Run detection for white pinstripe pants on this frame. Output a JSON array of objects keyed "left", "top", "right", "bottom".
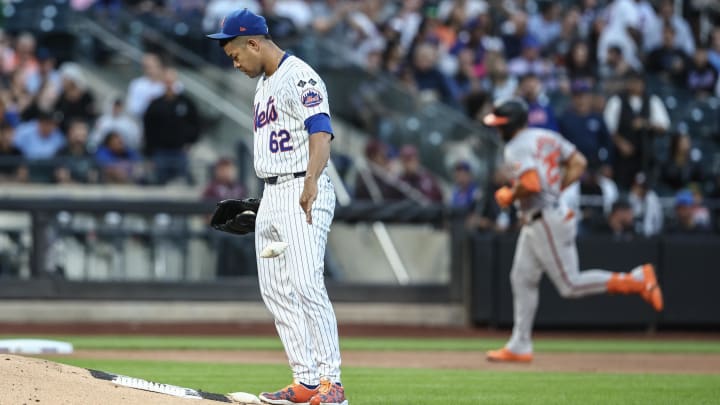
[{"left": 255, "top": 173, "right": 341, "bottom": 385}]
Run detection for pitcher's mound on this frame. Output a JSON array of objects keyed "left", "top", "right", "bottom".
[{"left": 0, "top": 354, "right": 241, "bottom": 405}]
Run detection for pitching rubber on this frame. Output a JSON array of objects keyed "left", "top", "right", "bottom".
[{"left": 227, "top": 391, "right": 261, "bottom": 404}]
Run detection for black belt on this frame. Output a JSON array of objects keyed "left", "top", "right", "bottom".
[
  {"left": 530, "top": 211, "right": 543, "bottom": 222},
  {"left": 263, "top": 171, "right": 306, "bottom": 185}
]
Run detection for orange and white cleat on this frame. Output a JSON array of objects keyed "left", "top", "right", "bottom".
[
  {"left": 259, "top": 381, "right": 318, "bottom": 405},
  {"left": 486, "top": 347, "right": 533, "bottom": 363},
  {"left": 309, "top": 379, "right": 348, "bottom": 405},
  {"left": 641, "top": 264, "right": 664, "bottom": 312}
]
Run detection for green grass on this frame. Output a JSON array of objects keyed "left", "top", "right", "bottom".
[
  {"left": 51, "top": 358, "right": 720, "bottom": 405},
  {"left": 7, "top": 335, "right": 720, "bottom": 354}
]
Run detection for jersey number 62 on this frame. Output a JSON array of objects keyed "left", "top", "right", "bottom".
[{"left": 269, "top": 129, "right": 293, "bottom": 153}]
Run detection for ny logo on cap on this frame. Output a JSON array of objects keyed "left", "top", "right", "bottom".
[{"left": 239, "top": 26, "right": 247, "bottom": 31}]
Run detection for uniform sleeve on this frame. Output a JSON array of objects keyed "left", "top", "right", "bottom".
[{"left": 285, "top": 67, "right": 331, "bottom": 126}]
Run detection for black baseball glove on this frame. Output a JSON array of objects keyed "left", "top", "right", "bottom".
[{"left": 210, "top": 198, "right": 261, "bottom": 235}]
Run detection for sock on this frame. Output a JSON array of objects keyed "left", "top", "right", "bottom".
[
  {"left": 607, "top": 273, "right": 644, "bottom": 294},
  {"left": 300, "top": 382, "right": 318, "bottom": 390},
  {"left": 630, "top": 265, "right": 645, "bottom": 281}
]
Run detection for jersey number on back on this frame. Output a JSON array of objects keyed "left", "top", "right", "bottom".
[
  {"left": 542, "top": 149, "right": 561, "bottom": 186},
  {"left": 537, "top": 136, "right": 561, "bottom": 187},
  {"left": 269, "top": 129, "right": 293, "bottom": 153}
]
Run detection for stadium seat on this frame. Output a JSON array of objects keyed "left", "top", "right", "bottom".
[{"left": 681, "top": 99, "right": 720, "bottom": 140}]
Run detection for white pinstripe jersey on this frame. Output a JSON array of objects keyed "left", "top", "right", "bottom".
[
  {"left": 253, "top": 54, "right": 331, "bottom": 178},
  {"left": 504, "top": 127, "right": 576, "bottom": 212}
]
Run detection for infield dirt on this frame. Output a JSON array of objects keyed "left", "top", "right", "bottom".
[{"left": 0, "top": 355, "right": 232, "bottom": 405}]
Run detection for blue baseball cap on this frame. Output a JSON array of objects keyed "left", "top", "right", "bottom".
[
  {"left": 675, "top": 190, "right": 694, "bottom": 207},
  {"left": 207, "top": 9, "right": 269, "bottom": 40},
  {"left": 522, "top": 35, "right": 540, "bottom": 49}
]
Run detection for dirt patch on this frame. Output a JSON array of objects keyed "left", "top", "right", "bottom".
[
  {"left": 0, "top": 354, "right": 243, "bottom": 405},
  {"left": 63, "top": 349, "right": 720, "bottom": 375}
]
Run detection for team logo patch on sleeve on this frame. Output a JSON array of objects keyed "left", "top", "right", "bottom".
[{"left": 301, "top": 88, "right": 323, "bottom": 108}]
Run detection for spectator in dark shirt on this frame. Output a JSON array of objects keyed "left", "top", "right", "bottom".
[
  {"left": 202, "top": 157, "right": 245, "bottom": 201},
  {"left": 467, "top": 166, "right": 517, "bottom": 233},
  {"left": 508, "top": 36, "right": 553, "bottom": 85},
  {"left": 0, "top": 99, "right": 20, "bottom": 128},
  {"left": 709, "top": 26, "right": 720, "bottom": 73},
  {"left": 559, "top": 81, "right": 612, "bottom": 168},
  {"left": 598, "top": 44, "right": 633, "bottom": 95},
  {"left": 411, "top": 42, "right": 460, "bottom": 107},
  {"left": 518, "top": 73, "right": 559, "bottom": 131},
  {"left": 398, "top": 144, "right": 444, "bottom": 204},
  {"left": 646, "top": 24, "right": 690, "bottom": 87},
  {"left": 260, "top": 0, "right": 298, "bottom": 40},
  {"left": 54, "top": 119, "right": 97, "bottom": 184},
  {"left": 501, "top": 11, "right": 530, "bottom": 60},
  {"left": 565, "top": 40, "right": 597, "bottom": 88},
  {"left": 603, "top": 71, "right": 670, "bottom": 189},
  {"left": 53, "top": 63, "right": 96, "bottom": 133},
  {"left": 0, "top": 123, "right": 27, "bottom": 182},
  {"left": 660, "top": 131, "right": 704, "bottom": 192},
  {"left": 449, "top": 160, "right": 479, "bottom": 211},
  {"left": 143, "top": 67, "right": 200, "bottom": 184},
  {"left": 453, "top": 48, "right": 483, "bottom": 105},
  {"left": 594, "top": 199, "right": 636, "bottom": 240},
  {"left": 95, "top": 131, "right": 141, "bottom": 184},
  {"left": 686, "top": 48, "right": 719, "bottom": 99},
  {"left": 667, "top": 189, "right": 712, "bottom": 234},
  {"left": 354, "top": 139, "right": 403, "bottom": 202}
]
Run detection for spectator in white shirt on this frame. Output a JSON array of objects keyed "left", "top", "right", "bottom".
[
  {"left": 628, "top": 172, "right": 664, "bottom": 236},
  {"left": 202, "top": 0, "right": 259, "bottom": 33},
  {"left": 24, "top": 48, "right": 60, "bottom": 97},
  {"left": 125, "top": 53, "right": 166, "bottom": 119},
  {"left": 528, "top": 1, "right": 562, "bottom": 49},
  {"left": 274, "top": 0, "right": 313, "bottom": 30},
  {"left": 90, "top": 97, "right": 141, "bottom": 152},
  {"left": 597, "top": 0, "right": 643, "bottom": 71},
  {"left": 643, "top": 0, "right": 695, "bottom": 56}
]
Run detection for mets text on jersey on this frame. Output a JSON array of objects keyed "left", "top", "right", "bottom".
[{"left": 254, "top": 97, "right": 278, "bottom": 130}]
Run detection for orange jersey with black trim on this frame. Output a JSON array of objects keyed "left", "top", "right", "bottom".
[{"left": 504, "top": 127, "right": 576, "bottom": 212}]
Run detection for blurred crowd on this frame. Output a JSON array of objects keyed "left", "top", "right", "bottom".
[
  {"left": 0, "top": 28, "right": 203, "bottom": 185},
  {"left": 5, "top": 0, "right": 720, "bottom": 235},
  {"left": 299, "top": 0, "right": 719, "bottom": 235}
]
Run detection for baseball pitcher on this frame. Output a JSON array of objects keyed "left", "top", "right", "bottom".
[
  {"left": 482, "top": 98, "right": 663, "bottom": 362},
  {"left": 207, "top": 9, "right": 347, "bottom": 405}
]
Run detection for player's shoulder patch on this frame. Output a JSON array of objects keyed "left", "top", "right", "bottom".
[{"left": 301, "top": 88, "right": 323, "bottom": 108}]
